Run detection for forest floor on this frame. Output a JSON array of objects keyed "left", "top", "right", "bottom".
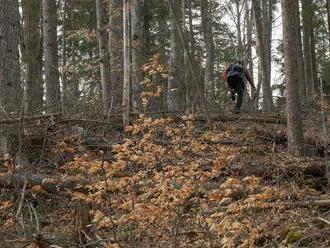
[{"left": 0, "top": 108, "right": 329, "bottom": 248}]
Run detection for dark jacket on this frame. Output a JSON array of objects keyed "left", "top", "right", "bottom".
[{"left": 223, "top": 64, "right": 256, "bottom": 89}]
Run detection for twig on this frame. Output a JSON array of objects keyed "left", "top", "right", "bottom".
[
  {"left": 29, "top": 202, "right": 40, "bottom": 232},
  {"left": 15, "top": 177, "right": 28, "bottom": 218},
  {"left": 317, "top": 217, "right": 330, "bottom": 225}
]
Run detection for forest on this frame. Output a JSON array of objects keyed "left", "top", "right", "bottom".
[{"left": 0, "top": 0, "right": 330, "bottom": 247}]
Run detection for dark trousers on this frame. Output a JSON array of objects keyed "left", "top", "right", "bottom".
[{"left": 227, "top": 75, "right": 245, "bottom": 110}]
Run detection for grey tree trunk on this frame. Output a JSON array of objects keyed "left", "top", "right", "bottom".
[
  {"left": 262, "top": 0, "right": 274, "bottom": 106},
  {"left": 96, "top": 0, "right": 112, "bottom": 115},
  {"left": 42, "top": 0, "right": 61, "bottom": 114},
  {"left": 168, "top": 0, "right": 183, "bottom": 112},
  {"left": 131, "top": 0, "right": 146, "bottom": 113},
  {"left": 301, "top": 0, "right": 314, "bottom": 96},
  {"left": 281, "top": 0, "right": 304, "bottom": 155},
  {"left": 187, "top": 0, "right": 197, "bottom": 106},
  {"left": 109, "top": 0, "right": 123, "bottom": 112},
  {"left": 182, "top": 0, "right": 189, "bottom": 107},
  {"left": 252, "top": 0, "right": 273, "bottom": 113},
  {"left": 327, "top": 0, "right": 330, "bottom": 53},
  {"left": 62, "top": 1, "right": 80, "bottom": 116},
  {"left": 22, "top": 0, "right": 43, "bottom": 115},
  {"left": 122, "top": 0, "right": 131, "bottom": 127},
  {"left": 0, "top": 0, "right": 22, "bottom": 155},
  {"left": 200, "top": 0, "right": 215, "bottom": 104},
  {"left": 235, "top": 0, "right": 243, "bottom": 56},
  {"left": 293, "top": 0, "right": 307, "bottom": 103},
  {"left": 310, "top": 28, "right": 318, "bottom": 93}
]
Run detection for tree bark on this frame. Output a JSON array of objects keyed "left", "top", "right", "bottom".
[
  {"left": 200, "top": 0, "right": 215, "bottom": 103},
  {"left": 301, "top": 0, "right": 314, "bottom": 96},
  {"left": 281, "top": 0, "right": 305, "bottom": 155},
  {"left": 96, "top": 0, "right": 112, "bottom": 115},
  {"left": 168, "top": 0, "right": 183, "bottom": 112},
  {"left": 109, "top": 0, "right": 123, "bottom": 112},
  {"left": 0, "top": 0, "right": 22, "bottom": 114},
  {"left": 293, "top": 0, "right": 307, "bottom": 103},
  {"left": 131, "top": 0, "right": 146, "bottom": 113},
  {"left": 122, "top": 0, "right": 131, "bottom": 127},
  {"left": 252, "top": 0, "right": 273, "bottom": 113},
  {"left": 42, "top": 0, "right": 61, "bottom": 114},
  {"left": 22, "top": 0, "right": 43, "bottom": 115},
  {"left": 0, "top": 0, "right": 22, "bottom": 155},
  {"left": 262, "top": 0, "right": 274, "bottom": 108},
  {"left": 310, "top": 27, "right": 318, "bottom": 93},
  {"left": 327, "top": 0, "right": 330, "bottom": 54}
]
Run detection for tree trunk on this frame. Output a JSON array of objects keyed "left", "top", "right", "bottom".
[
  {"left": 235, "top": 0, "right": 243, "bottom": 57},
  {"left": 22, "top": 0, "right": 43, "bottom": 115},
  {"left": 109, "top": 0, "right": 123, "bottom": 112},
  {"left": 0, "top": 0, "right": 22, "bottom": 113},
  {"left": 281, "top": 0, "right": 305, "bottom": 155},
  {"left": 301, "top": 0, "right": 314, "bottom": 96},
  {"left": 292, "top": 0, "right": 307, "bottom": 104},
  {"left": 96, "top": 0, "right": 112, "bottom": 115},
  {"left": 252, "top": 0, "right": 273, "bottom": 113},
  {"left": 263, "top": 0, "right": 274, "bottom": 107},
  {"left": 168, "top": 0, "right": 183, "bottom": 112},
  {"left": 310, "top": 27, "right": 318, "bottom": 93},
  {"left": 122, "top": 0, "right": 131, "bottom": 127},
  {"left": 187, "top": 0, "right": 197, "bottom": 106},
  {"left": 200, "top": 0, "right": 215, "bottom": 103},
  {"left": 0, "top": 0, "right": 22, "bottom": 155},
  {"left": 327, "top": 0, "right": 330, "bottom": 54},
  {"left": 131, "top": 0, "right": 146, "bottom": 113},
  {"left": 42, "top": 0, "right": 61, "bottom": 114}
]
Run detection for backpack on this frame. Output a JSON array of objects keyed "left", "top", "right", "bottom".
[{"left": 227, "top": 62, "right": 244, "bottom": 79}]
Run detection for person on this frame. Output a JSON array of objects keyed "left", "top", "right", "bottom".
[{"left": 223, "top": 61, "right": 256, "bottom": 113}]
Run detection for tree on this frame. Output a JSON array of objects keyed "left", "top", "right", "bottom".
[
  {"left": 22, "top": 0, "right": 43, "bottom": 114},
  {"left": 327, "top": 0, "right": 330, "bottom": 53},
  {"left": 168, "top": 0, "right": 184, "bottom": 112},
  {"left": 122, "top": 0, "right": 131, "bottom": 126},
  {"left": 131, "top": 0, "right": 146, "bottom": 113},
  {"left": 0, "top": 0, "right": 22, "bottom": 155},
  {"left": 200, "top": 0, "right": 215, "bottom": 103},
  {"left": 293, "top": 0, "right": 307, "bottom": 103},
  {"left": 109, "top": 0, "right": 123, "bottom": 111},
  {"left": 281, "top": 0, "right": 304, "bottom": 155},
  {"left": 96, "top": 0, "right": 112, "bottom": 115},
  {"left": 42, "top": 0, "right": 61, "bottom": 114},
  {"left": 301, "top": 0, "right": 314, "bottom": 96},
  {"left": 252, "top": 0, "right": 274, "bottom": 113}
]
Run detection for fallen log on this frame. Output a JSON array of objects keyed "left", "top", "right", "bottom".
[
  {"left": 0, "top": 172, "right": 91, "bottom": 193},
  {"left": 195, "top": 113, "right": 287, "bottom": 125},
  {"left": 284, "top": 199, "right": 330, "bottom": 208},
  {"left": 0, "top": 113, "right": 60, "bottom": 125}
]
